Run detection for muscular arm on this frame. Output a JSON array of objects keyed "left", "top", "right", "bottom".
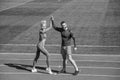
[
  {"left": 45, "top": 20, "right": 52, "bottom": 32},
  {"left": 71, "top": 32, "right": 77, "bottom": 47},
  {"left": 51, "top": 17, "right": 62, "bottom": 32},
  {"left": 39, "top": 20, "right": 52, "bottom": 33}
]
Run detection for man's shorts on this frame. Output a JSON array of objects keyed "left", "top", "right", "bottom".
[{"left": 61, "top": 46, "right": 72, "bottom": 56}]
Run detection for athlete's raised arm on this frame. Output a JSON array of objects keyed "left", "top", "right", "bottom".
[
  {"left": 39, "top": 19, "right": 52, "bottom": 33},
  {"left": 45, "top": 18, "right": 52, "bottom": 32},
  {"left": 50, "top": 16, "right": 62, "bottom": 32},
  {"left": 50, "top": 16, "right": 57, "bottom": 29}
]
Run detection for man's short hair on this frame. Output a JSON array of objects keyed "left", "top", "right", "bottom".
[{"left": 60, "top": 21, "right": 66, "bottom": 25}]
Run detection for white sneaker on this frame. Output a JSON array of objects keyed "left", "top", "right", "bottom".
[
  {"left": 46, "top": 68, "right": 56, "bottom": 75},
  {"left": 31, "top": 68, "right": 37, "bottom": 73},
  {"left": 46, "top": 68, "right": 53, "bottom": 74}
]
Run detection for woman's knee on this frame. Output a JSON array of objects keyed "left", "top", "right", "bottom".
[
  {"left": 42, "top": 51, "right": 49, "bottom": 59},
  {"left": 39, "top": 47, "right": 49, "bottom": 56},
  {"left": 34, "top": 50, "right": 40, "bottom": 61},
  {"left": 46, "top": 54, "right": 49, "bottom": 58}
]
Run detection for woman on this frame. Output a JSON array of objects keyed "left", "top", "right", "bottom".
[
  {"left": 51, "top": 16, "right": 79, "bottom": 75},
  {"left": 31, "top": 19, "right": 54, "bottom": 74}
]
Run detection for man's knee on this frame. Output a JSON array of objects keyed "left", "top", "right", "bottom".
[
  {"left": 34, "top": 56, "right": 39, "bottom": 61},
  {"left": 62, "top": 54, "right": 67, "bottom": 60},
  {"left": 68, "top": 55, "right": 73, "bottom": 61}
]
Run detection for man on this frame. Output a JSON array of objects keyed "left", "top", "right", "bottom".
[{"left": 50, "top": 16, "right": 79, "bottom": 75}]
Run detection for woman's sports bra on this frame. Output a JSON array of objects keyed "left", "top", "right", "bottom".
[{"left": 39, "top": 29, "right": 47, "bottom": 41}]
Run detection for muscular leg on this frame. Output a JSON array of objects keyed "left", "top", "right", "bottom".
[
  {"left": 33, "top": 47, "right": 40, "bottom": 68},
  {"left": 39, "top": 46, "right": 55, "bottom": 74},
  {"left": 32, "top": 47, "right": 40, "bottom": 72},
  {"left": 40, "top": 46, "right": 50, "bottom": 68},
  {"left": 67, "top": 55, "right": 78, "bottom": 71},
  {"left": 60, "top": 46, "right": 67, "bottom": 73},
  {"left": 66, "top": 46, "right": 78, "bottom": 71}
]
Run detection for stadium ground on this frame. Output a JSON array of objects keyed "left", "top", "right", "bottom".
[{"left": 0, "top": 0, "right": 120, "bottom": 80}]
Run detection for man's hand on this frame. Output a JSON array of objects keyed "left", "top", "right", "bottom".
[{"left": 74, "top": 47, "right": 77, "bottom": 51}]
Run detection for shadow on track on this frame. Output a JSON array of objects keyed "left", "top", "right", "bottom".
[
  {"left": 4, "top": 63, "right": 59, "bottom": 74},
  {"left": 4, "top": 63, "right": 73, "bottom": 75}
]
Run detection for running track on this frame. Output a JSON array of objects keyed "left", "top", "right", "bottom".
[{"left": 0, "top": 0, "right": 120, "bottom": 80}]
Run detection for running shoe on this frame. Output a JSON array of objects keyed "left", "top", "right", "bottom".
[
  {"left": 31, "top": 68, "right": 37, "bottom": 73},
  {"left": 73, "top": 70, "right": 79, "bottom": 75}
]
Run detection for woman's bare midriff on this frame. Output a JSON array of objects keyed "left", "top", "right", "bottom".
[{"left": 37, "top": 39, "right": 46, "bottom": 47}]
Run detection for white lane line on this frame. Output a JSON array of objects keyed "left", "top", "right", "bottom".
[
  {"left": 0, "top": 58, "right": 120, "bottom": 63},
  {"left": 79, "top": 74, "right": 120, "bottom": 77},
  {"left": 0, "top": 64, "right": 120, "bottom": 70},
  {"left": 0, "top": 72, "right": 120, "bottom": 77},
  {"left": 1, "top": 52, "right": 120, "bottom": 57},
  {"left": 0, "top": 0, "right": 34, "bottom": 12},
  {"left": 0, "top": 44, "right": 120, "bottom": 47},
  {"left": 0, "top": 44, "right": 37, "bottom": 46},
  {"left": 0, "top": 53, "right": 35, "bottom": 55}
]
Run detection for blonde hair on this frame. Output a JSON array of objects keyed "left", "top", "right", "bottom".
[
  {"left": 41, "top": 20, "right": 47, "bottom": 24},
  {"left": 41, "top": 20, "right": 47, "bottom": 28}
]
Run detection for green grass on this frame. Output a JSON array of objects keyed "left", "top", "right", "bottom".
[
  {"left": 1, "top": 0, "right": 120, "bottom": 54},
  {"left": 8, "top": 0, "right": 120, "bottom": 46}
]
